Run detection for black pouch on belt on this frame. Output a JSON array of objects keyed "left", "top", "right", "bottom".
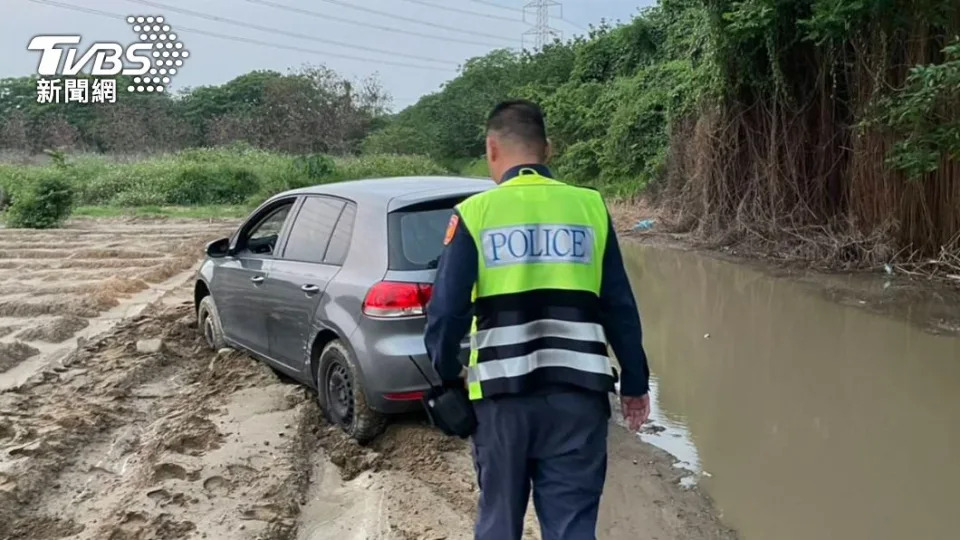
[
  {"left": 406, "top": 356, "right": 477, "bottom": 439},
  {"left": 422, "top": 385, "right": 477, "bottom": 439}
]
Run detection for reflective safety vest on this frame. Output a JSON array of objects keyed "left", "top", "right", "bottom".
[{"left": 456, "top": 168, "right": 615, "bottom": 401}]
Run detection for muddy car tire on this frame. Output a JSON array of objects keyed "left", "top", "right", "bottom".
[
  {"left": 317, "top": 340, "right": 386, "bottom": 444},
  {"left": 197, "top": 296, "right": 227, "bottom": 351}
]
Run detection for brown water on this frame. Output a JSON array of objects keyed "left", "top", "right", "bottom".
[{"left": 622, "top": 244, "right": 960, "bottom": 540}]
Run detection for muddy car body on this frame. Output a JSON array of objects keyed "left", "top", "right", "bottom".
[{"left": 194, "top": 177, "right": 492, "bottom": 441}]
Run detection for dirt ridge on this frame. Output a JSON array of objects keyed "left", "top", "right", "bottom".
[{"left": 0, "top": 301, "right": 323, "bottom": 540}]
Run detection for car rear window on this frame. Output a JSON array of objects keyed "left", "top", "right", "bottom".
[{"left": 387, "top": 198, "right": 465, "bottom": 270}]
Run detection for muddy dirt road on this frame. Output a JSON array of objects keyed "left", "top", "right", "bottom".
[
  {"left": 0, "top": 219, "right": 733, "bottom": 540},
  {"left": 0, "top": 290, "right": 733, "bottom": 540},
  {"left": 0, "top": 219, "right": 234, "bottom": 391},
  {"left": 0, "top": 293, "right": 315, "bottom": 539}
]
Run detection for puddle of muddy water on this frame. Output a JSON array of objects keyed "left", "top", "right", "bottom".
[
  {"left": 623, "top": 244, "right": 960, "bottom": 540},
  {"left": 641, "top": 378, "right": 701, "bottom": 473},
  {"left": 612, "top": 378, "right": 701, "bottom": 482}
]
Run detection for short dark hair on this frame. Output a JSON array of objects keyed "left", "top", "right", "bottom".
[{"left": 486, "top": 100, "right": 547, "bottom": 158}]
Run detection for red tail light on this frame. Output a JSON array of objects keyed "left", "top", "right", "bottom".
[{"left": 362, "top": 281, "right": 433, "bottom": 318}]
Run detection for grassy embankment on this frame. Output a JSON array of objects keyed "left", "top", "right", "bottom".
[
  {"left": 0, "top": 146, "right": 450, "bottom": 221},
  {"left": 71, "top": 205, "right": 249, "bottom": 219}
]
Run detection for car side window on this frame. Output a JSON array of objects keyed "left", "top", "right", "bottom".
[
  {"left": 323, "top": 202, "right": 357, "bottom": 266},
  {"left": 241, "top": 203, "right": 293, "bottom": 256},
  {"left": 282, "top": 196, "right": 345, "bottom": 263}
]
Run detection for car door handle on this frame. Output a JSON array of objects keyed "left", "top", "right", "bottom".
[
  {"left": 301, "top": 284, "right": 320, "bottom": 294},
  {"left": 250, "top": 276, "right": 265, "bottom": 285}
]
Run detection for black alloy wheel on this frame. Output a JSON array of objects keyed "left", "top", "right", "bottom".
[{"left": 325, "top": 360, "right": 354, "bottom": 427}]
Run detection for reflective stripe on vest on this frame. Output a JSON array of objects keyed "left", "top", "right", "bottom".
[
  {"left": 467, "top": 349, "right": 614, "bottom": 385},
  {"left": 470, "top": 319, "right": 606, "bottom": 350},
  {"left": 455, "top": 172, "right": 615, "bottom": 401}
]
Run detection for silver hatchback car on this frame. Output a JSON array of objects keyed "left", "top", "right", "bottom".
[{"left": 194, "top": 177, "right": 493, "bottom": 442}]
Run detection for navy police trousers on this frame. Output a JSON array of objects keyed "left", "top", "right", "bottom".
[{"left": 471, "top": 390, "right": 610, "bottom": 540}]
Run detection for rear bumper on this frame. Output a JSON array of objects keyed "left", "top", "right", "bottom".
[{"left": 348, "top": 322, "right": 468, "bottom": 414}]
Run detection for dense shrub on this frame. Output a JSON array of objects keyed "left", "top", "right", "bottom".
[
  {"left": 296, "top": 154, "right": 336, "bottom": 181},
  {"left": 333, "top": 154, "right": 448, "bottom": 180},
  {"left": 110, "top": 189, "right": 166, "bottom": 207},
  {"left": 5, "top": 173, "right": 75, "bottom": 228},
  {"left": 165, "top": 166, "right": 261, "bottom": 205},
  {"left": 459, "top": 158, "right": 490, "bottom": 178},
  {"left": 0, "top": 148, "right": 451, "bottom": 211},
  {"left": 359, "top": 13, "right": 702, "bottom": 194},
  {"left": 0, "top": 67, "right": 387, "bottom": 155},
  {"left": 362, "top": 125, "right": 434, "bottom": 156}
]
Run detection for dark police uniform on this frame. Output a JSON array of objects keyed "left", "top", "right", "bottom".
[{"left": 425, "top": 164, "right": 650, "bottom": 540}]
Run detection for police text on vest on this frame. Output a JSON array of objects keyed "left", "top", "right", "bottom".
[{"left": 481, "top": 224, "right": 594, "bottom": 266}]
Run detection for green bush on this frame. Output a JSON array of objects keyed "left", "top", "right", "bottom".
[
  {"left": 110, "top": 188, "right": 167, "bottom": 207},
  {"left": 333, "top": 154, "right": 449, "bottom": 180},
  {"left": 296, "top": 154, "right": 336, "bottom": 180},
  {"left": 362, "top": 125, "right": 434, "bottom": 155},
  {"left": 459, "top": 158, "right": 490, "bottom": 178},
  {"left": 355, "top": 7, "right": 710, "bottom": 197},
  {"left": 0, "top": 165, "right": 29, "bottom": 204},
  {"left": 868, "top": 38, "right": 960, "bottom": 178},
  {"left": 6, "top": 173, "right": 75, "bottom": 229},
  {"left": 165, "top": 165, "right": 261, "bottom": 205},
  {"left": 0, "top": 148, "right": 451, "bottom": 211},
  {"left": 80, "top": 165, "right": 168, "bottom": 205}
]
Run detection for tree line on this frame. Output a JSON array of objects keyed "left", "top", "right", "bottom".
[
  {"left": 2, "top": 0, "right": 957, "bottom": 260},
  {"left": 365, "top": 0, "right": 959, "bottom": 260},
  {"left": 0, "top": 66, "right": 388, "bottom": 156}
]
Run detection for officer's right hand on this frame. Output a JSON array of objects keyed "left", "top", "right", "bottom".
[{"left": 621, "top": 394, "right": 650, "bottom": 432}]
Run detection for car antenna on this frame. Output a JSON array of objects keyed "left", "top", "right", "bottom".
[{"left": 407, "top": 355, "right": 438, "bottom": 390}]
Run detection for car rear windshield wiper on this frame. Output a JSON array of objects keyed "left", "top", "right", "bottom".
[{"left": 427, "top": 256, "right": 441, "bottom": 269}]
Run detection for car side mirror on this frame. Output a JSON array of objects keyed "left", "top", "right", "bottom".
[{"left": 206, "top": 237, "right": 232, "bottom": 258}]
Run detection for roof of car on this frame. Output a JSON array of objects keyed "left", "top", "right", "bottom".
[{"left": 277, "top": 176, "right": 495, "bottom": 210}]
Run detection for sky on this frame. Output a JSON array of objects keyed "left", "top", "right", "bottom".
[{"left": 1, "top": 0, "right": 654, "bottom": 110}]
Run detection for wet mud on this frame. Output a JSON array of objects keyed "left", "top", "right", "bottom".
[
  {"left": 0, "top": 219, "right": 233, "bottom": 383},
  {"left": 0, "top": 219, "right": 735, "bottom": 540},
  {"left": 0, "top": 292, "right": 734, "bottom": 540}
]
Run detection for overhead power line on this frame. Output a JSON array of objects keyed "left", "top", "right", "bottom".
[
  {"left": 121, "top": 0, "right": 456, "bottom": 66},
  {"left": 242, "top": 0, "right": 505, "bottom": 49},
  {"left": 471, "top": 0, "right": 522, "bottom": 12},
  {"left": 26, "top": 0, "right": 454, "bottom": 72},
  {"left": 310, "top": 0, "right": 517, "bottom": 44},
  {"left": 396, "top": 0, "right": 524, "bottom": 24},
  {"left": 563, "top": 18, "right": 588, "bottom": 32}
]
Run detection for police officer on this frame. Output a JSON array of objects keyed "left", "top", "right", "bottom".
[{"left": 424, "top": 100, "right": 651, "bottom": 540}]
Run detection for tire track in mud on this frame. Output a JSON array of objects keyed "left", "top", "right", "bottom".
[
  {"left": 0, "top": 278, "right": 151, "bottom": 298},
  {"left": 0, "top": 219, "right": 737, "bottom": 540},
  {"left": 0, "top": 299, "right": 322, "bottom": 540},
  {"left": 26, "top": 268, "right": 156, "bottom": 282},
  {"left": 0, "top": 295, "right": 736, "bottom": 540},
  {"left": 0, "top": 249, "right": 165, "bottom": 260},
  {"left": 0, "top": 220, "right": 235, "bottom": 382},
  {"left": 0, "top": 259, "right": 179, "bottom": 270},
  {"left": 1, "top": 291, "right": 526, "bottom": 540}
]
